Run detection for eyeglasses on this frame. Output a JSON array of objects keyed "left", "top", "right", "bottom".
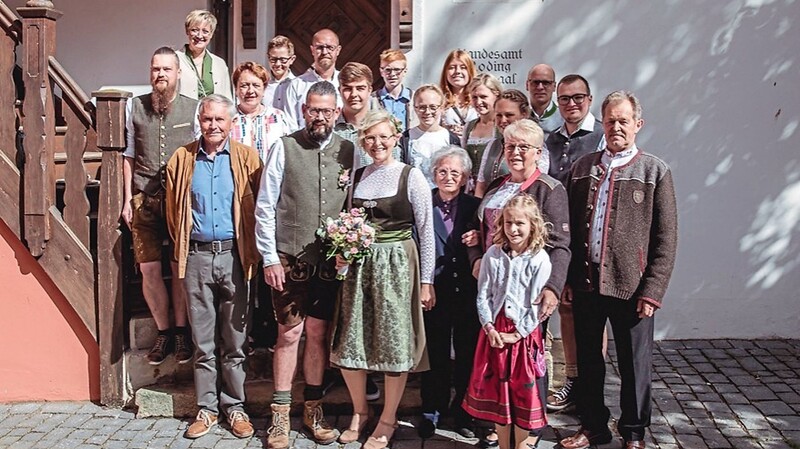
[
  {"left": 363, "top": 134, "right": 396, "bottom": 146},
  {"left": 189, "top": 27, "right": 212, "bottom": 37},
  {"left": 435, "top": 169, "right": 463, "bottom": 179},
  {"left": 314, "top": 44, "right": 339, "bottom": 53},
  {"left": 414, "top": 105, "right": 440, "bottom": 113},
  {"left": 381, "top": 66, "right": 406, "bottom": 75},
  {"left": 268, "top": 56, "right": 293, "bottom": 64},
  {"left": 557, "top": 94, "right": 589, "bottom": 105},
  {"left": 504, "top": 144, "right": 541, "bottom": 154},
  {"left": 529, "top": 79, "right": 554, "bottom": 87},
  {"left": 306, "top": 107, "right": 336, "bottom": 118}
]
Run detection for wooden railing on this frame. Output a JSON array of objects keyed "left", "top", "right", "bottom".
[{"left": 0, "top": 0, "right": 129, "bottom": 406}]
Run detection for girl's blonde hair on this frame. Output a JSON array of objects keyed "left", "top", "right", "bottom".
[
  {"left": 492, "top": 194, "right": 549, "bottom": 253},
  {"left": 439, "top": 49, "right": 476, "bottom": 108}
]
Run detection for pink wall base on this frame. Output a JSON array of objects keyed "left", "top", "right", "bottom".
[{"left": 0, "top": 220, "right": 100, "bottom": 402}]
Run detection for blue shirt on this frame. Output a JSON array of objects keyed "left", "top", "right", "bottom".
[
  {"left": 375, "top": 86, "right": 412, "bottom": 132},
  {"left": 190, "top": 139, "right": 236, "bottom": 242}
]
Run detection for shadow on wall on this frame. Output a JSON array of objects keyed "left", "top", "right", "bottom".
[{"left": 422, "top": 0, "right": 800, "bottom": 338}]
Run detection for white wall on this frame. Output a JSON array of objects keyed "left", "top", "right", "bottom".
[
  {"left": 6, "top": 0, "right": 206, "bottom": 93},
  {"left": 405, "top": 0, "right": 800, "bottom": 339}
]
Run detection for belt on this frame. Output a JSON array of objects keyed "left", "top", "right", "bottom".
[{"left": 189, "top": 239, "right": 235, "bottom": 253}]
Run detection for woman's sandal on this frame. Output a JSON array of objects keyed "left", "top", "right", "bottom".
[
  {"left": 338, "top": 412, "right": 371, "bottom": 444},
  {"left": 362, "top": 419, "right": 398, "bottom": 449}
]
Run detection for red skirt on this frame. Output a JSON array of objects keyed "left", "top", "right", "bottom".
[{"left": 462, "top": 311, "right": 547, "bottom": 431}]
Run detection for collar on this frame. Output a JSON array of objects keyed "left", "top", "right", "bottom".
[
  {"left": 601, "top": 143, "right": 638, "bottom": 168},
  {"left": 557, "top": 111, "right": 597, "bottom": 138},
  {"left": 307, "top": 66, "right": 337, "bottom": 82},
  {"left": 269, "top": 71, "right": 295, "bottom": 84},
  {"left": 198, "top": 138, "right": 231, "bottom": 158},
  {"left": 377, "top": 86, "right": 411, "bottom": 101},
  {"left": 532, "top": 97, "right": 558, "bottom": 120},
  {"left": 303, "top": 130, "right": 334, "bottom": 149}
]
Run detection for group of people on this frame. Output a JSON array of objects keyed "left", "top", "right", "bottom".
[{"left": 122, "top": 9, "right": 678, "bottom": 449}]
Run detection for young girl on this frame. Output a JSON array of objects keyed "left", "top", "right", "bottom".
[
  {"left": 463, "top": 194, "right": 551, "bottom": 449},
  {"left": 399, "top": 84, "right": 460, "bottom": 187},
  {"left": 462, "top": 73, "right": 503, "bottom": 192},
  {"left": 439, "top": 50, "right": 478, "bottom": 137}
]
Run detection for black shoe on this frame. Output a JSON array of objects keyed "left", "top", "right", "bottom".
[
  {"left": 417, "top": 416, "right": 437, "bottom": 439},
  {"left": 454, "top": 417, "right": 476, "bottom": 439},
  {"left": 366, "top": 376, "right": 380, "bottom": 401},
  {"left": 147, "top": 333, "right": 173, "bottom": 365},
  {"left": 174, "top": 333, "right": 194, "bottom": 364},
  {"left": 481, "top": 430, "right": 499, "bottom": 448},
  {"left": 321, "top": 369, "right": 342, "bottom": 397}
]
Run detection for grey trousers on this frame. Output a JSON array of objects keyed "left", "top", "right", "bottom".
[{"left": 184, "top": 246, "right": 251, "bottom": 417}]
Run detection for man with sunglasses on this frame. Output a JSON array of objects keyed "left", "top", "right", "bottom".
[
  {"left": 526, "top": 63, "right": 563, "bottom": 137},
  {"left": 282, "top": 29, "right": 344, "bottom": 130},
  {"left": 256, "top": 81, "right": 354, "bottom": 449},
  {"left": 264, "top": 35, "right": 297, "bottom": 111}
]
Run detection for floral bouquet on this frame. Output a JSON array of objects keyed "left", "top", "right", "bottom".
[{"left": 316, "top": 207, "right": 377, "bottom": 280}]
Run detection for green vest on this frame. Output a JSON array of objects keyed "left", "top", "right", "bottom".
[
  {"left": 276, "top": 130, "right": 355, "bottom": 264},
  {"left": 480, "top": 137, "right": 508, "bottom": 186},
  {"left": 131, "top": 94, "right": 197, "bottom": 195}
]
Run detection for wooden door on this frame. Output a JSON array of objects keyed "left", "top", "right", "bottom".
[{"left": 276, "top": 0, "right": 393, "bottom": 88}]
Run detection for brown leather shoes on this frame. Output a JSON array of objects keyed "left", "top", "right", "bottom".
[
  {"left": 559, "top": 427, "right": 613, "bottom": 449},
  {"left": 267, "top": 403, "right": 291, "bottom": 449},
  {"left": 303, "top": 400, "right": 338, "bottom": 444},
  {"left": 229, "top": 410, "right": 254, "bottom": 438},
  {"left": 626, "top": 441, "right": 646, "bottom": 449},
  {"left": 184, "top": 409, "right": 218, "bottom": 439}
]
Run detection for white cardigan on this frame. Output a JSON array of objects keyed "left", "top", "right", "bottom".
[
  {"left": 176, "top": 48, "right": 232, "bottom": 101},
  {"left": 476, "top": 244, "right": 551, "bottom": 338}
]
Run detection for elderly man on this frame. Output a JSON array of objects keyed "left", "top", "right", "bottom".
[
  {"left": 166, "top": 94, "right": 262, "bottom": 440},
  {"left": 256, "top": 81, "right": 354, "bottom": 449},
  {"left": 560, "top": 91, "right": 677, "bottom": 449},
  {"left": 526, "top": 63, "right": 563, "bottom": 136},
  {"left": 282, "top": 28, "right": 343, "bottom": 130},
  {"left": 121, "top": 46, "right": 197, "bottom": 366}
]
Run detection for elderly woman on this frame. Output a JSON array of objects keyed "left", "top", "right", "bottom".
[
  {"left": 464, "top": 119, "right": 568, "bottom": 447},
  {"left": 417, "top": 146, "right": 482, "bottom": 439},
  {"left": 330, "top": 109, "right": 435, "bottom": 449},
  {"left": 474, "top": 90, "right": 550, "bottom": 197},
  {"left": 177, "top": 10, "right": 232, "bottom": 100},
  {"left": 231, "top": 62, "right": 292, "bottom": 162}
]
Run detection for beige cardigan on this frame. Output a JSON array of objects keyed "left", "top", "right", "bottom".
[{"left": 176, "top": 48, "right": 233, "bottom": 101}]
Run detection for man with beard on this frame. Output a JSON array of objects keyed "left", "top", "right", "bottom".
[
  {"left": 282, "top": 29, "right": 343, "bottom": 130},
  {"left": 122, "top": 46, "right": 197, "bottom": 366},
  {"left": 255, "top": 81, "right": 354, "bottom": 449}
]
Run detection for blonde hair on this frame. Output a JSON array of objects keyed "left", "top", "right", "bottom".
[
  {"left": 492, "top": 194, "right": 549, "bottom": 253},
  {"left": 379, "top": 48, "right": 406, "bottom": 64},
  {"left": 468, "top": 73, "right": 503, "bottom": 97},
  {"left": 358, "top": 109, "right": 397, "bottom": 144},
  {"left": 268, "top": 35, "right": 295, "bottom": 56},
  {"left": 413, "top": 84, "right": 444, "bottom": 106},
  {"left": 439, "top": 49, "right": 476, "bottom": 108},
  {"left": 185, "top": 10, "right": 218, "bottom": 34}
]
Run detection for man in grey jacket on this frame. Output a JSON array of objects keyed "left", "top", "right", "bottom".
[{"left": 560, "top": 91, "right": 678, "bottom": 449}]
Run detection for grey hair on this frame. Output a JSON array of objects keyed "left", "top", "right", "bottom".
[
  {"left": 198, "top": 94, "right": 236, "bottom": 118},
  {"left": 430, "top": 145, "right": 472, "bottom": 178},
  {"left": 306, "top": 81, "right": 338, "bottom": 102},
  {"left": 503, "top": 118, "right": 544, "bottom": 147},
  {"left": 602, "top": 90, "right": 642, "bottom": 121}
]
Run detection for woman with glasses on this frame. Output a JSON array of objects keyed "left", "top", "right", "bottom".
[
  {"left": 416, "top": 146, "right": 482, "bottom": 440},
  {"left": 461, "top": 74, "right": 503, "bottom": 193},
  {"left": 439, "top": 50, "right": 478, "bottom": 137},
  {"left": 177, "top": 10, "right": 232, "bottom": 100},
  {"left": 474, "top": 89, "right": 550, "bottom": 197},
  {"left": 399, "top": 84, "right": 460, "bottom": 187},
  {"left": 330, "top": 109, "right": 435, "bottom": 449},
  {"left": 462, "top": 119, "right": 568, "bottom": 448}
]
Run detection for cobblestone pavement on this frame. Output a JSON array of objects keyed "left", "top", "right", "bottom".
[{"left": 1, "top": 339, "right": 798, "bottom": 449}]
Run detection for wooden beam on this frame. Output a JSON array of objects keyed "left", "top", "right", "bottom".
[
  {"left": 18, "top": 5, "right": 62, "bottom": 257},
  {"left": 93, "top": 89, "right": 130, "bottom": 407}
]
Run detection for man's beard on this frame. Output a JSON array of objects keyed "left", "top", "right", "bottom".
[
  {"left": 151, "top": 82, "right": 176, "bottom": 114},
  {"left": 307, "top": 120, "right": 332, "bottom": 143}
]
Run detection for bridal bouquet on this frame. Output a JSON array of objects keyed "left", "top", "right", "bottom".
[{"left": 316, "top": 207, "right": 377, "bottom": 280}]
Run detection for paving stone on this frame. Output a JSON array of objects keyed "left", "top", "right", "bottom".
[
  {"left": 9, "top": 403, "right": 42, "bottom": 414},
  {"left": 727, "top": 437, "right": 763, "bottom": 448},
  {"left": 166, "top": 438, "right": 193, "bottom": 449},
  {"left": 41, "top": 426, "right": 73, "bottom": 441},
  {"left": 724, "top": 393, "right": 750, "bottom": 404},
  {"left": 676, "top": 434, "right": 710, "bottom": 449},
  {"left": 719, "top": 423, "right": 749, "bottom": 438},
  {"left": 741, "top": 386, "right": 779, "bottom": 401},
  {"left": 698, "top": 427, "right": 733, "bottom": 448},
  {"left": 766, "top": 415, "right": 800, "bottom": 431},
  {"left": 714, "top": 383, "right": 740, "bottom": 393},
  {"left": 754, "top": 401, "right": 796, "bottom": 415},
  {"left": 110, "top": 430, "right": 140, "bottom": 441}
]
